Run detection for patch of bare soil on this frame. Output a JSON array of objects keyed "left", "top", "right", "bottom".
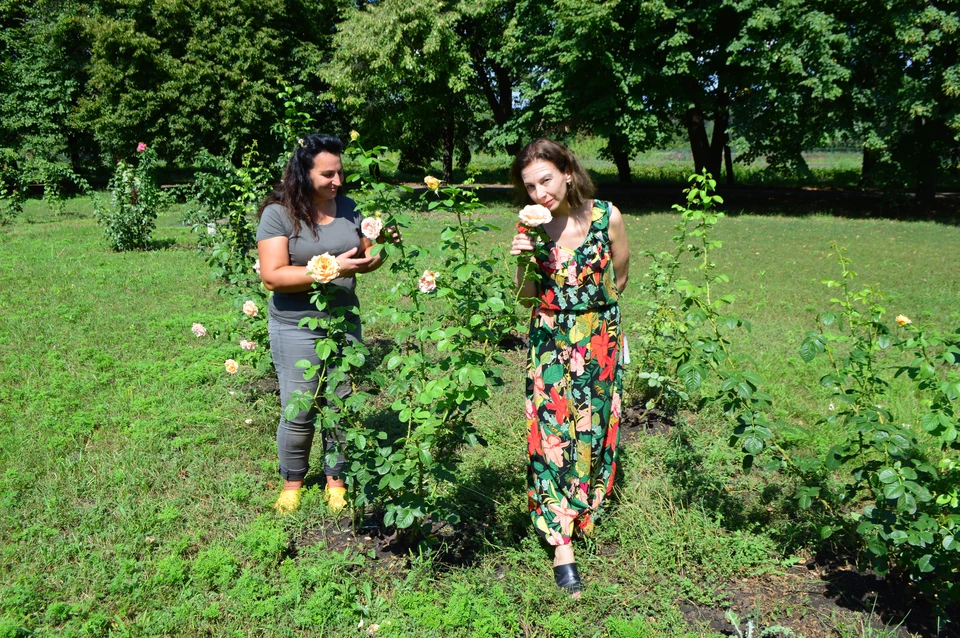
[
  {"left": 619, "top": 405, "right": 675, "bottom": 444},
  {"left": 292, "top": 510, "right": 494, "bottom": 579},
  {"left": 680, "top": 558, "right": 958, "bottom": 637}
]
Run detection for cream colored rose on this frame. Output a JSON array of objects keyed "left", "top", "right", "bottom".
[
  {"left": 361, "top": 216, "right": 384, "bottom": 240},
  {"left": 224, "top": 359, "right": 239, "bottom": 374},
  {"left": 306, "top": 253, "right": 341, "bottom": 283},
  {"left": 191, "top": 322, "right": 207, "bottom": 337},
  {"left": 895, "top": 314, "right": 912, "bottom": 326},
  {"left": 418, "top": 269, "right": 439, "bottom": 293},
  {"left": 242, "top": 300, "right": 259, "bottom": 317},
  {"left": 239, "top": 339, "right": 256, "bottom": 351},
  {"left": 350, "top": 130, "right": 360, "bottom": 142},
  {"left": 424, "top": 175, "right": 440, "bottom": 191},
  {"left": 518, "top": 204, "right": 552, "bottom": 227}
]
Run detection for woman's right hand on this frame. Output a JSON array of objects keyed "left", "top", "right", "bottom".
[
  {"left": 510, "top": 233, "right": 536, "bottom": 256},
  {"left": 336, "top": 246, "right": 376, "bottom": 276}
]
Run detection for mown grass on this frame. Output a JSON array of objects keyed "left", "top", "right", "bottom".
[{"left": 1, "top": 194, "right": 958, "bottom": 636}]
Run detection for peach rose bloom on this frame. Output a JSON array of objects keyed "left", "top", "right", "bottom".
[
  {"left": 423, "top": 176, "right": 440, "bottom": 191},
  {"left": 191, "top": 323, "right": 207, "bottom": 338},
  {"left": 518, "top": 204, "right": 552, "bottom": 227},
  {"left": 306, "top": 253, "right": 340, "bottom": 283},
  {"left": 224, "top": 359, "right": 239, "bottom": 374},
  {"left": 239, "top": 340, "right": 256, "bottom": 351},
  {"left": 418, "top": 269, "right": 439, "bottom": 293},
  {"left": 242, "top": 300, "right": 259, "bottom": 317},
  {"left": 895, "top": 314, "right": 912, "bottom": 326},
  {"left": 349, "top": 130, "right": 360, "bottom": 141}
]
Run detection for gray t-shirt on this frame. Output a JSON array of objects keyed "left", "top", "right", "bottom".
[{"left": 256, "top": 197, "right": 364, "bottom": 326}]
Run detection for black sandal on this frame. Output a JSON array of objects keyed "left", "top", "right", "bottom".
[{"left": 553, "top": 563, "right": 582, "bottom": 596}]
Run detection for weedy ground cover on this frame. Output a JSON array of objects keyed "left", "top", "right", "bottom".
[{"left": 0, "top": 195, "right": 957, "bottom": 636}]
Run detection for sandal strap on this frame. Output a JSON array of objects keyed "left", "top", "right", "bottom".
[{"left": 553, "top": 563, "right": 582, "bottom": 593}]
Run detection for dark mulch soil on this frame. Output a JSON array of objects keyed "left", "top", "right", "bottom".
[
  {"left": 681, "top": 557, "right": 958, "bottom": 637},
  {"left": 619, "top": 404, "right": 676, "bottom": 444}
]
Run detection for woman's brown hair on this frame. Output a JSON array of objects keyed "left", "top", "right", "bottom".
[
  {"left": 257, "top": 133, "right": 344, "bottom": 238},
  {"left": 510, "top": 138, "right": 595, "bottom": 210}
]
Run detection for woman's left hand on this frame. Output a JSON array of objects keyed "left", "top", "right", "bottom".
[{"left": 379, "top": 225, "right": 402, "bottom": 245}]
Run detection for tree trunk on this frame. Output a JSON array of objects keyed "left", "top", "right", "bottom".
[
  {"left": 858, "top": 147, "right": 878, "bottom": 189},
  {"left": 724, "top": 145, "right": 735, "bottom": 185},
  {"left": 442, "top": 112, "right": 455, "bottom": 184},
  {"left": 612, "top": 149, "right": 632, "bottom": 183},
  {"left": 707, "top": 104, "right": 729, "bottom": 180},
  {"left": 685, "top": 104, "right": 710, "bottom": 174},
  {"left": 911, "top": 118, "right": 940, "bottom": 208}
]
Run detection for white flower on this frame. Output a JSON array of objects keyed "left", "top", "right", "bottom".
[
  {"left": 240, "top": 339, "right": 256, "bottom": 351},
  {"left": 518, "top": 204, "right": 552, "bottom": 227},
  {"left": 242, "top": 300, "right": 259, "bottom": 317},
  {"left": 207, "top": 222, "right": 216, "bottom": 236},
  {"left": 418, "top": 270, "right": 438, "bottom": 294},
  {"left": 253, "top": 259, "right": 260, "bottom": 275},
  {"left": 361, "top": 216, "right": 384, "bottom": 241},
  {"left": 191, "top": 323, "right": 207, "bottom": 338},
  {"left": 828, "top": 402, "right": 835, "bottom": 412}
]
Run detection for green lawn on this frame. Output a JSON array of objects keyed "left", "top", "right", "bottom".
[{"left": 1, "top": 194, "right": 957, "bottom": 636}]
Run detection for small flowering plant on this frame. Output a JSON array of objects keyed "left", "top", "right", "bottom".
[{"left": 94, "top": 142, "right": 168, "bottom": 251}]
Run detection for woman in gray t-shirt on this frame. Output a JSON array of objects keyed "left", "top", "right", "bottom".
[{"left": 256, "top": 133, "right": 386, "bottom": 514}]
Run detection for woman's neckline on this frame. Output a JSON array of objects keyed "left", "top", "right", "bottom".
[
  {"left": 313, "top": 197, "right": 338, "bottom": 226},
  {"left": 546, "top": 199, "right": 595, "bottom": 253}
]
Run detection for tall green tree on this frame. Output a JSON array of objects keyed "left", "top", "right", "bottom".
[
  {"left": 0, "top": 0, "right": 95, "bottom": 168},
  {"left": 515, "top": 0, "right": 666, "bottom": 182},
  {"left": 74, "top": 0, "right": 346, "bottom": 166},
  {"left": 323, "top": 0, "right": 473, "bottom": 180}
]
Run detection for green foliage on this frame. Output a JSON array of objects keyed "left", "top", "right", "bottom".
[
  {"left": 626, "top": 171, "right": 759, "bottom": 423},
  {"left": 787, "top": 247, "right": 960, "bottom": 608},
  {"left": 94, "top": 144, "right": 167, "bottom": 250},
  {"left": 187, "top": 141, "right": 272, "bottom": 367}
]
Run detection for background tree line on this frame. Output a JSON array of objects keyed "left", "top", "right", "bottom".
[{"left": 1, "top": 0, "right": 957, "bottom": 203}]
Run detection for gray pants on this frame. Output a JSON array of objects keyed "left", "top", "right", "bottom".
[{"left": 269, "top": 318, "right": 358, "bottom": 482}]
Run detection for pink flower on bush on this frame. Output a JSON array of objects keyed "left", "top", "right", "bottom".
[
  {"left": 191, "top": 322, "right": 207, "bottom": 338},
  {"left": 239, "top": 339, "right": 256, "bottom": 352},
  {"left": 361, "top": 216, "right": 384, "bottom": 241},
  {"left": 418, "top": 270, "right": 438, "bottom": 294},
  {"left": 224, "top": 359, "right": 239, "bottom": 374},
  {"left": 137, "top": 142, "right": 147, "bottom": 153},
  {"left": 242, "top": 300, "right": 259, "bottom": 317}
]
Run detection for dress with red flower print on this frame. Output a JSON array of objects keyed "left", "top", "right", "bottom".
[{"left": 526, "top": 200, "right": 622, "bottom": 546}]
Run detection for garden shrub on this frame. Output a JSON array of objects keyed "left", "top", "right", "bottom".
[{"left": 94, "top": 143, "right": 166, "bottom": 251}]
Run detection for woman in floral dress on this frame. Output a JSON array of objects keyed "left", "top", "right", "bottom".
[{"left": 509, "top": 139, "right": 630, "bottom": 597}]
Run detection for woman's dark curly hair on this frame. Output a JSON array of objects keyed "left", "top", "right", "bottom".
[
  {"left": 510, "top": 138, "right": 595, "bottom": 210},
  {"left": 258, "top": 133, "right": 344, "bottom": 237}
]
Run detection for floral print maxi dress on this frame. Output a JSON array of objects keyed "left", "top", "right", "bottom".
[{"left": 527, "top": 200, "right": 622, "bottom": 546}]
